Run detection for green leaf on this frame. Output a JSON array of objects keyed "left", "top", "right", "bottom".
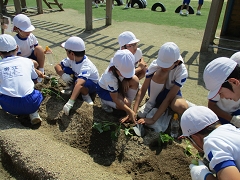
[
  {"left": 92, "top": 122, "right": 103, "bottom": 133},
  {"left": 159, "top": 132, "right": 174, "bottom": 143},
  {"left": 124, "top": 128, "right": 133, "bottom": 136}
]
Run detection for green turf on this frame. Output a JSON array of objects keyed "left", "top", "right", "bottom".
[{"left": 6, "top": 0, "right": 226, "bottom": 30}]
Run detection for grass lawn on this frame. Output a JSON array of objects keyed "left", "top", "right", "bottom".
[{"left": 6, "top": 0, "right": 227, "bottom": 30}]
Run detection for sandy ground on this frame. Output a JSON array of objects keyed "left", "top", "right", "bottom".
[{"left": 0, "top": 6, "right": 236, "bottom": 179}]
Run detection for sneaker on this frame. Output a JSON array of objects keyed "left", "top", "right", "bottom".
[
  {"left": 95, "top": 3, "right": 98, "bottom": 8},
  {"left": 179, "top": 10, "right": 184, "bottom": 16},
  {"left": 125, "top": 4, "right": 129, "bottom": 8},
  {"left": 137, "top": 101, "right": 155, "bottom": 118},
  {"left": 29, "top": 111, "right": 42, "bottom": 125},
  {"left": 101, "top": 100, "right": 113, "bottom": 113},
  {"left": 82, "top": 94, "right": 94, "bottom": 105},
  {"left": 186, "top": 10, "right": 189, "bottom": 15},
  {"left": 196, "top": 10, "right": 201, "bottom": 15},
  {"left": 129, "top": 4, "right": 131, "bottom": 8}
]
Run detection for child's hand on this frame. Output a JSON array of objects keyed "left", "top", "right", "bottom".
[
  {"left": 35, "top": 69, "right": 44, "bottom": 78},
  {"left": 62, "top": 73, "right": 73, "bottom": 84}
]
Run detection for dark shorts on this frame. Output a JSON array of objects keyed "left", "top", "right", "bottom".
[
  {"left": 64, "top": 67, "right": 97, "bottom": 94},
  {"left": 148, "top": 88, "right": 182, "bottom": 108},
  {"left": 0, "top": 90, "right": 43, "bottom": 115},
  {"left": 183, "top": 0, "right": 190, "bottom": 5},
  {"left": 199, "top": 0, "right": 203, "bottom": 5},
  {"left": 96, "top": 83, "right": 113, "bottom": 101},
  {"left": 28, "top": 50, "right": 37, "bottom": 61}
]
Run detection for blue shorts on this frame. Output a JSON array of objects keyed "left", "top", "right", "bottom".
[
  {"left": 28, "top": 50, "right": 37, "bottom": 61},
  {"left": 0, "top": 90, "right": 43, "bottom": 115},
  {"left": 96, "top": 83, "right": 113, "bottom": 101},
  {"left": 148, "top": 88, "right": 182, "bottom": 108},
  {"left": 64, "top": 67, "right": 97, "bottom": 94},
  {"left": 183, "top": 0, "right": 190, "bottom": 5},
  {"left": 199, "top": 0, "right": 203, "bottom": 5},
  {"left": 218, "top": 109, "right": 240, "bottom": 125}
]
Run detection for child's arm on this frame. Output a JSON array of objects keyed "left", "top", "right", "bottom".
[
  {"left": 138, "top": 84, "right": 180, "bottom": 125},
  {"left": 135, "top": 58, "right": 147, "bottom": 74},
  {"left": 110, "top": 92, "right": 136, "bottom": 123},
  {"left": 208, "top": 100, "right": 232, "bottom": 122},
  {"left": 133, "top": 77, "right": 151, "bottom": 113}
]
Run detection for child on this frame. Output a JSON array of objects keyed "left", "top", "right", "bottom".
[
  {"left": 0, "top": 34, "right": 43, "bottom": 125},
  {"left": 181, "top": 106, "right": 240, "bottom": 180},
  {"left": 206, "top": 53, "right": 240, "bottom": 127},
  {"left": 13, "top": 14, "right": 45, "bottom": 82},
  {"left": 134, "top": 42, "right": 188, "bottom": 125},
  {"left": 118, "top": 31, "right": 147, "bottom": 81},
  {"left": 54, "top": 36, "right": 99, "bottom": 116},
  {"left": 97, "top": 49, "right": 139, "bottom": 123},
  {"left": 179, "top": 0, "right": 190, "bottom": 16},
  {"left": 125, "top": 0, "right": 132, "bottom": 8}
]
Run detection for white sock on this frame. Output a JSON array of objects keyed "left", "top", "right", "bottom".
[
  {"left": 127, "top": 88, "right": 138, "bottom": 103},
  {"left": 148, "top": 80, "right": 164, "bottom": 104},
  {"left": 39, "top": 68, "right": 44, "bottom": 74}
]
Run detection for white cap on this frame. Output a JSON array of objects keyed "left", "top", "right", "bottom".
[
  {"left": 230, "top": 52, "right": 240, "bottom": 65},
  {"left": 118, "top": 31, "right": 140, "bottom": 47},
  {"left": 203, "top": 57, "right": 237, "bottom": 99},
  {"left": 112, "top": 49, "right": 135, "bottom": 78},
  {"left": 61, "top": 36, "right": 85, "bottom": 51},
  {"left": 134, "top": 48, "right": 142, "bottom": 63},
  {"left": 156, "top": 42, "right": 181, "bottom": 68},
  {"left": 0, "top": 34, "right": 17, "bottom": 52},
  {"left": 180, "top": 106, "right": 219, "bottom": 137},
  {"left": 13, "top": 14, "right": 35, "bottom": 32}
]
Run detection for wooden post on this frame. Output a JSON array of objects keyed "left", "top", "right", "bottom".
[
  {"left": 85, "top": 0, "right": 92, "bottom": 31},
  {"left": 0, "top": 0, "right": 3, "bottom": 14},
  {"left": 36, "top": 0, "right": 43, "bottom": 14},
  {"left": 105, "top": 0, "right": 112, "bottom": 26},
  {"left": 200, "top": 0, "right": 224, "bottom": 52},
  {"left": 20, "top": 0, "right": 26, "bottom": 9},
  {"left": 13, "top": 0, "right": 22, "bottom": 14}
]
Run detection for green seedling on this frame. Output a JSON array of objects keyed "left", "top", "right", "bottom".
[
  {"left": 50, "top": 77, "right": 58, "bottom": 87},
  {"left": 184, "top": 139, "right": 193, "bottom": 156},
  {"left": 159, "top": 132, "right": 174, "bottom": 144},
  {"left": 124, "top": 127, "right": 133, "bottom": 136},
  {"left": 41, "top": 88, "right": 65, "bottom": 101},
  {"left": 92, "top": 121, "right": 117, "bottom": 133}
]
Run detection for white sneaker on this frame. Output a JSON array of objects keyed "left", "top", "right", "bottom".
[
  {"left": 101, "top": 100, "right": 113, "bottom": 113},
  {"left": 137, "top": 101, "right": 155, "bottom": 118},
  {"left": 196, "top": 10, "right": 201, "bottom": 15},
  {"left": 95, "top": 3, "right": 98, "bottom": 8},
  {"left": 186, "top": 10, "right": 189, "bottom": 15},
  {"left": 125, "top": 4, "right": 129, "bottom": 8},
  {"left": 179, "top": 10, "right": 184, "bottom": 15},
  {"left": 29, "top": 111, "right": 42, "bottom": 125},
  {"left": 82, "top": 94, "right": 94, "bottom": 105}
]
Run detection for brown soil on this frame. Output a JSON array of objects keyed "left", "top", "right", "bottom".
[{"left": 0, "top": 7, "right": 235, "bottom": 180}]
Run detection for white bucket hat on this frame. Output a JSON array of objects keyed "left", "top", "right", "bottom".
[
  {"left": 230, "top": 52, "right": 240, "bottom": 65},
  {"left": 13, "top": 14, "right": 35, "bottom": 32},
  {"left": 0, "top": 34, "right": 17, "bottom": 52},
  {"left": 118, "top": 31, "right": 140, "bottom": 47},
  {"left": 112, "top": 49, "right": 135, "bottom": 78},
  {"left": 180, "top": 106, "right": 219, "bottom": 137},
  {"left": 203, "top": 57, "right": 237, "bottom": 99},
  {"left": 156, "top": 42, "right": 181, "bottom": 68},
  {"left": 61, "top": 36, "right": 85, "bottom": 51}
]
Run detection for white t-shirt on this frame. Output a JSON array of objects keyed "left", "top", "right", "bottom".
[
  {"left": 210, "top": 94, "right": 240, "bottom": 113},
  {"left": 0, "top": 56, "right": 38, "bottom": 97},
  {"left": 61, "top": 55, "right": 99, "bottom": 83},
  {"left": 204, "top": 124, "right": 240, "bottom": 173},
  {"left": 146, "top": 59, "right": 188, "bottom": 89},
  {"left": 14, "top": 33, "right": 38, "bottom": 57},
  {"left": 98, "top": 67, "right": 119, "bottom": 92}
]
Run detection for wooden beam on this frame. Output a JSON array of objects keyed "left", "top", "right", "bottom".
[
  {"left": 200, "top": 0, "right": 224, "bottom": 52},
  {"left": 105, "top": 0, "right": 112, "bottom": 26},
  {"left": 13, "top": 0, "right": 22, "bottom": 14},
  {"left": 85, "top": 0, "right": 92, "bottom": 31}
]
